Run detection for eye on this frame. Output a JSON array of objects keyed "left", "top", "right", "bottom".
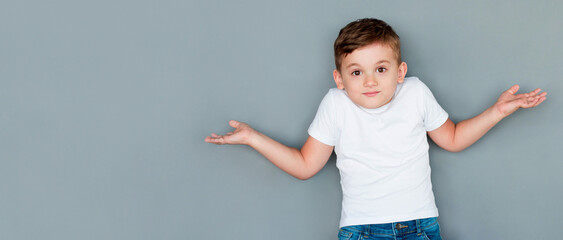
[
  {"left": 351, "top": 70, "right": 362, "bottom": 76},
  {"left": 376, "top": 67, "right": 387, "bottom": 73}
]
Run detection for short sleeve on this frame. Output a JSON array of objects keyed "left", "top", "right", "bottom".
[
  {"left": 417, "top": 80, "right": 449, "bottom": 131},
  {"left": 308, "top": 90, "right": 338, "bottom": 146}
]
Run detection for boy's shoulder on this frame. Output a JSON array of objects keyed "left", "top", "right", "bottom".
[
  {"left": 403, "top": 76, "right": 423, "bottom": 87},
  {"left": 398, "top": 76, "right": 429, "bottom": 96},
  {"left": 325, "top": 87, "right": 347, "bottom": 99}
]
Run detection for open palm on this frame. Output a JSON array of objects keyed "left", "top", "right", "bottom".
[
  {"left": 205, "top": 120, "right": 254, "bottom": 145},
  {"left": 495, "top": 85, "right": 547, "bottom": 117}
]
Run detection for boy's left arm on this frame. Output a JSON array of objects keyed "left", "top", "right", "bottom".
[{"left": 428, "top": 85, "right": 547, "bottom": 152}]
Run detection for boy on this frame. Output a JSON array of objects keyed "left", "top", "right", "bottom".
[{"left": 205, "top": 18, "right": 546, "bottom": 239}]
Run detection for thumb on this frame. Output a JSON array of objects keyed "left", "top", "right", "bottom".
[
  {"left": 506, "top": 84, "right": 520, "bottom": 95},
  {"left": 229, "top": 120, "right": 240, "bottom": 129}
]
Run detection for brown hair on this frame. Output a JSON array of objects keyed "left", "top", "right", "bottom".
[{"left": 334, "top": 18, "right": 401, "bottom": 70}]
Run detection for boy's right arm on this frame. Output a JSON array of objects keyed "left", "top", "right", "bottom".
[{"left": 205, "top": 120, "right": 334, "bottom": 180}]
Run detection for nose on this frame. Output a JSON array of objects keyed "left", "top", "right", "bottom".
[{"left": 364, "top": 74, "right": 378, "bottom": 87}]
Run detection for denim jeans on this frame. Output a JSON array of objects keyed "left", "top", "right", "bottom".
[{"left": 338, "top": 217, "right": 442, "bottom": 240}]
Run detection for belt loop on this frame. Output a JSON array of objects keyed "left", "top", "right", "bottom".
[
  {"left": 416, "top": 219, "right": 422, "bottom": 234},
  {"left": 392, "top": 222, "right": 398, "bottom": 239}
]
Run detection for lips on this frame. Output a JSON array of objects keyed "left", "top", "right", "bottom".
[{"left": 363, "top": 91, "right": 380, "bottom": 97}]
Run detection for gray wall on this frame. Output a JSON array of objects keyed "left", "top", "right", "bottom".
[{"left": 1, "top": 0, "right": 561, "bottom": 239}]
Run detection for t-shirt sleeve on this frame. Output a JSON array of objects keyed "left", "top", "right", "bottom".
[
  {"left": 417, "top": 80, "right": 449, "bottom": 131},
  {"left": 307, "top": 90, "right": 337, "bottom": 146}
]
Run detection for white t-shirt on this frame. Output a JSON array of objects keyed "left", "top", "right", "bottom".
[{"left": 308, "top": 77, "right": 449, "bottom": 227}]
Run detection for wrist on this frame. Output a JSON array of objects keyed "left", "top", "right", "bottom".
[
  {"left": 490, "top": 103, "right": 507, "bottom": 122},
  {"left": 246, "top": 128, "right": 261, "bottom": 147}
]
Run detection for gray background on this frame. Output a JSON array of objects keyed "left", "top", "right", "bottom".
[{"left": 1, "top": 0, "right": 561, "bottom": 239}]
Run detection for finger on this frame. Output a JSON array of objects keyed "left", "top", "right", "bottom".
[
  {"left": 533, "top": 96, "right": 547, "bottom": 107},
  {"left": 527, "top": 97, "right": 540, "bottom": 107},
  {"left": 518, "top": 90, "right": 540, "bottom": 99},
  {"left": 521, "top": 95, "right": 542, "bottom": 108},
  {"left": 506, "top": 84, "right": 520, "bottom": 95},
  {"left": 522, "top": 92, "right": 534, "bottom": 98},
  {"left": 205, "top": 136, "right": 223, "bottom": 144},
  {"left": 522, "top": 88, "right": 541, "bottom": 98},
  {"left": 229, "top": 120, "right": 240, "bottom": 128},
  {"left": 516, "top": 88, "right": 543, "bottom": 97},
  {"left": 215, "top": 137, "right": 226, "bottom": 145},
  {"left": 211, "top": 133, "right": 221, "bottom": 138}
]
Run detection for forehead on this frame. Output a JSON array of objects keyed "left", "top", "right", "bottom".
[{"left": 341, "top": 43, "right": 397, "bottom": 67}]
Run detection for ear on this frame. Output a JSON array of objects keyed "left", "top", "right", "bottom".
[
  {"left": 333, "top": 69, "right": 345, "bottom": 89},
  {"left": 397, "top": 62, "right": 408, "bottom": 83}
]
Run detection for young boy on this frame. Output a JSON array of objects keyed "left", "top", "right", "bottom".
[{"left": 205, "top": 18, "right": 546, "bottom": 239}]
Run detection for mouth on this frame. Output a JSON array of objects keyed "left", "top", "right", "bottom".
[{"left": 362, "top": 91, "right": 380, "bottom": 97}]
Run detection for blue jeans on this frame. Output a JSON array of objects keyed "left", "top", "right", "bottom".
[{"left": 338, "top": 217, "right": 442, "bottom": 240}]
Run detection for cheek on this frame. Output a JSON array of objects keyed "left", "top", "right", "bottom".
[
  {"left": 349, "top": 82, "right": 365, "bottom": 92},
  {"left": 382, "top": 82, "right": 397, "bottom": 93},
  {"left": 341, "top": 79, "right": 355, "bottom": 88}
]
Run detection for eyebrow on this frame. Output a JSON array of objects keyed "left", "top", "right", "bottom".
[{"left": 345, "top": 60, "right": 391, "bottom": 69}]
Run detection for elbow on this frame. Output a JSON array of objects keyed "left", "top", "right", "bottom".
[
  {"left": 294, "top": 172, "right": 314, "bottom": 181},
  {"left": 446, "top": 148, "right": 464, "bottom": 153},
  {"left": 441, "top": 144, "right": 466, "bottom": 153},
  {"left": 437, "top": 138, "right": 467, "bottom": 152},
  {"left": 291, "top": 157, "right": 318, "bottom": 180},
  {"left": 292, "top": 168, "right": 317, "bottom": 180}
]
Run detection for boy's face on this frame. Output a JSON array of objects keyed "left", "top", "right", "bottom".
[{"left": 333, "top": 43, "right": 407, "bottom": 109}]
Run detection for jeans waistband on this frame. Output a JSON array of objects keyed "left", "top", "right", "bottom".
[{"left": 343, "top": 217, "right": 437, "bottom": 236}]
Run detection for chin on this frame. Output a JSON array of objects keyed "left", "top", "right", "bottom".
[{"left": 362, "top": 103, "right": 383, "bottom": 109}]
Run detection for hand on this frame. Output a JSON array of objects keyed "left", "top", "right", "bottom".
[
  {"left": 205, "top": 120, "right": 255, "bottom": 145},
  {"left": 494, "top": 85, "right": 547, "bottom": 118}
]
